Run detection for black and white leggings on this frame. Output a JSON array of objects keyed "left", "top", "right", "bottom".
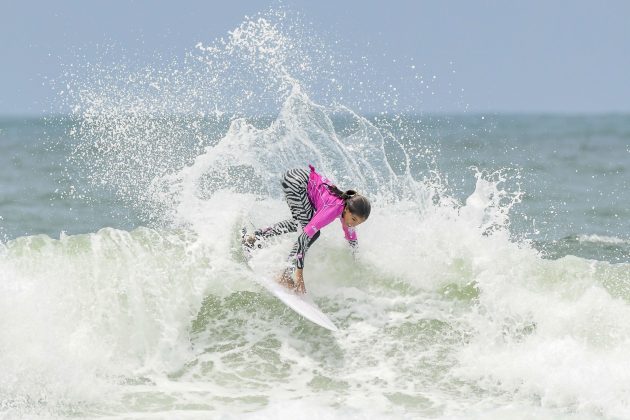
[{"left": 254, "top": 168, "right": 320, "bottom": 270}]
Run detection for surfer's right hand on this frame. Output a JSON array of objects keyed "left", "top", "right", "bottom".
[
  {"left": 294, "top": 268, "right": 306, "bottom": 294},
  {"left": 278, "top": 267, "right": 305, "bottom": 294},
  {"left": 278, "top": 268, "right": 295, "bottom": 288}
]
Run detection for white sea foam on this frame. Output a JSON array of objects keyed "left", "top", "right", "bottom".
[{"left": 5, "top": 7, "right": 629, "bottom": 420}]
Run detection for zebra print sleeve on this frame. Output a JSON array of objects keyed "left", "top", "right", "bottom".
[{"left": 290, "top": 230, "right": 321, "bottom": 269}]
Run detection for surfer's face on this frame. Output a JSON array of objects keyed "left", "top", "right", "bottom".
[{"left": 342, "top": 209, "right": 366, "bottom": 228}]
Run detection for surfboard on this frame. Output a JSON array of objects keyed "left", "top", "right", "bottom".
[
  {"left": 240, "top": 225, "right": 338, "bottom": 331},
  {"left": 255, "top": 275, "right": 339, "bottom": 332}
]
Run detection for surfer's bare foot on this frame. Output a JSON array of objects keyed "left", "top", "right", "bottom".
[
  {"left": 241, "top": 227, "right": 267, "bottom": 251},
  {"left": 240, "top": 228, "right": 255, "bottom": 247}
]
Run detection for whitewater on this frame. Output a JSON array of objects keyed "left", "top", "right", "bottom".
[{"left": 1, "top": 9, "right": 629, "bottom": 420}]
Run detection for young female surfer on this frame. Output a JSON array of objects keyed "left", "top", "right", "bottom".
[{"left": 242, "top": 165, "right": 371, "bottom": 294}]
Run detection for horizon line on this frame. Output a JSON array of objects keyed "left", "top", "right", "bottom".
[{"left": 1, "top": 110, "right": 629, "bottom": 120}]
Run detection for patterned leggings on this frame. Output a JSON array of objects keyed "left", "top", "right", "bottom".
[{"left": 254, "top": 168, "right": 320, "bottom": 269}]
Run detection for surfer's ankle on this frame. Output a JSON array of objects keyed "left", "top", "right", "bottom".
[{"left": 240, "top": 228, "right": 257, "bottom": 248}]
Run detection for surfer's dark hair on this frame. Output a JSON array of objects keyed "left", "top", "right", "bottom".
[{"left": 325, "top": 184, "right": 371, "bottom": 220}]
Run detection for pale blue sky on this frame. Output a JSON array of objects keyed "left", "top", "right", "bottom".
[{"left": 1, "top": 0, "right": 629, "bottom": 115}]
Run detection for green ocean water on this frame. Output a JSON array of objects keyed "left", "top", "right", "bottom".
[
  {"left": 1, "top": 113, "right": 628, "bottom": 262},
  {"left": 1, "top": 111, "right": 629, "bottom": 420}
]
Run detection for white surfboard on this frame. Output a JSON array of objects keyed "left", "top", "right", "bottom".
[
  {"left": 255, "top": 276, "right": 338, "bottom": 332},
  {"left": 240, "top": 226, "right": 337, "bottom": 331}
]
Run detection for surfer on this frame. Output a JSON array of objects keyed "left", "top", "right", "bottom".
[{"left": 242, "top": 165, "right": 370, "bottom": 294}]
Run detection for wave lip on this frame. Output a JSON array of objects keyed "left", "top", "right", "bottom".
[
  {"left": 535, "top": 233, "right": 630, "bottom": 264},
  {"left": 577, "top": 234, "right": 628, "bottom": 245}
]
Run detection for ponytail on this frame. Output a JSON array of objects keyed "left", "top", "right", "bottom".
[
  {"left": 325, "top": 183, "right": 357, "bottom": 200},
  {"left": 325, "top": 184, "right": 371, "bottom": 220}
]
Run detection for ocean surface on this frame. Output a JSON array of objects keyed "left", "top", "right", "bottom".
[{"left": 2, "top": 11, "right": 630, "bottom": 420}]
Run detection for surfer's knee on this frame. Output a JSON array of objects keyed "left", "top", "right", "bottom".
[
  {"left": 280, "top": 170, "right": 293, "bottom": 190},
  {"left": 281, "top": 169, "right": 296, "bottom": 182}
]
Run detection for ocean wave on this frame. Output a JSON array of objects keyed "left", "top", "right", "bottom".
[
  {"left": 577, "top": 234, "right": 629, "bottom": 245},
  {"left": 2, "top": 195, "right": 630, "bottom": 418},
  {"left": 5, "top": 7, "right": 629, "bottom": 420}
]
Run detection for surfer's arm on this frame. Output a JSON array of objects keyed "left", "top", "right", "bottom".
[
  {"left": 291, "top": 231, "right": 320, "bottom": 269},
  {"left": 279, "top": 266, "right": 306, "bottom": 294},
  {"left": 340, "top": 219, "right": 359, "bottom": 259},
  {"left": 294, "top": 268, "right": 305, "bottom": 294},
  {"left": 348, "top": 239, "right": 359, "bottom": 260},
  {"left": 287, "top": 229, "right": 321, "bottom": 294}
]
